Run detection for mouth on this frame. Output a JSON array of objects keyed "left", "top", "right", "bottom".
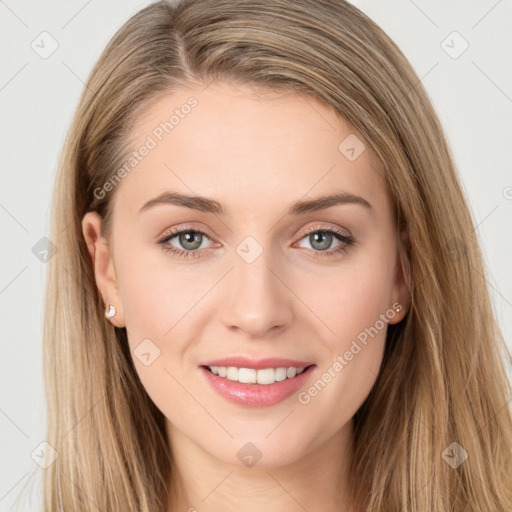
[{"left": 198, "top": 362, "right": 318, "bottom": 407}]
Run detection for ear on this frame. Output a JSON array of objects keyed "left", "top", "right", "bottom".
[
  {"left": 388, "top": 228, "right": 411, "bottom": 324},
  {"left": 81, "top": 211, "right": 125, "bottom": 328}
]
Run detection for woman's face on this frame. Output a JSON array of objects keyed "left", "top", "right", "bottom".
[{"left": 83, "top": 82, "right": 409, "bottom": 468}]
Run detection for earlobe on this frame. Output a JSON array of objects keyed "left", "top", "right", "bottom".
[
  {"left": 389, "top": 283, "right": 410, "bottom": 325},
  {"left": 81, "top": 211, "right": 125, "bottom": 327}
]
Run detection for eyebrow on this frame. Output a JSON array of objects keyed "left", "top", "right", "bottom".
[{"left": 138, "top": 190, "right": 373, "bottom": 216}]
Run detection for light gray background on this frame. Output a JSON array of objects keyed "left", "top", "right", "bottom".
[{"left": 1, "top": 1, "right": 511, "bottom": 510}]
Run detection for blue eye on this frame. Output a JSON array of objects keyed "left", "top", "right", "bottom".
[{"left": 157, "top": 225, "right": 355, "bottom": 260}]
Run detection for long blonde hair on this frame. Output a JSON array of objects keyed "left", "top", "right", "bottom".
[{"left": 29, "top": 0, "right": 512, "bottom": 510}]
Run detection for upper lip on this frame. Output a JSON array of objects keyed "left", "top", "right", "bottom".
[{"left": 199, "top": 356, "right": 316, "bottom": 370}]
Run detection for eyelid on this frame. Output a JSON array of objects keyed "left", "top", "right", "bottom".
[
  {"left": 298, "top": 223, "right": 351, "bottom": 238},
  {"left": 157, "top": 223, "right": 214, "bottom": 241}
]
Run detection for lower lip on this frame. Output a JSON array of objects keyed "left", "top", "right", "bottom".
[{"left": 199, "top": 365, "right": 316, "bottom": 407}]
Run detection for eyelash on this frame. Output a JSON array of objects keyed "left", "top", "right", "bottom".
[{"left": 157, "top": 224, "right": 355, "bottom": 260}]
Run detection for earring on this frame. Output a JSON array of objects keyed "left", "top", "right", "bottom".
[
  {"left": 105, "top": 304, "right": 116, "bottom": 319},
  {"left": 394, "top": 304, "right": 403, "bottom": 313}
]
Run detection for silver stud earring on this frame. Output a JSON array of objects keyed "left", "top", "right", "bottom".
[
  {"left": 394, "top": 304, "right": 403, "bottom": 313},
  {"left": 105, "top": 304, "right": 116, "bottom": 319}
]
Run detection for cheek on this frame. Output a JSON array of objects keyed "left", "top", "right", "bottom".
[
  {"left": 292, "top": 241, "right": 396, "bottom": 411},
  {"left": 113, "top": 249, "right": 200, "bottom": 417},
  {"left": 293, "top": 283, "right": 391, "bottom": 439},
  {"left": 113, "top": 244, "right": 215, "bottom": 397},
  {"left": 114, "top": 240, "right": 201, "bottom": 338},
  {"left": 296, "top": 241, "right": 397, "bottom": 349}
]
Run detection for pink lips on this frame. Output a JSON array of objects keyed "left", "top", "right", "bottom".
[{"left": 198, "top": 357, "right": 317, "bottom": 407}]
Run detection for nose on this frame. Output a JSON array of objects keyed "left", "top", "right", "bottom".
[{"left": 220, "top": 246, "right": 294, "bottom": 338}]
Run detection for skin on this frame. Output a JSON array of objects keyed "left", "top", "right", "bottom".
[{"left": 82, "top": 81, "right": 410, "bottom": 512}]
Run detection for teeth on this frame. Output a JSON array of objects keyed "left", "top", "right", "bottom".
[
  {"left": 257, "top": 368, "right": 275, "bottom": 384},
  {"left": 239, "top": 367, "right": 257, "bottom": 384},
  {"left": 207, "top": 365, "right": 306, "bottom": 384},
  {"left": 275, "top": 367, "right": 287, "bottom": 381},
  {"left": 226, "top": 367, "right": 238, "bottom": 381}
]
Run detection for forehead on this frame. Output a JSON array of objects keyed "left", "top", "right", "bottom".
[{"left": 113, "top": 81, "right": 389, "bottom": 219}]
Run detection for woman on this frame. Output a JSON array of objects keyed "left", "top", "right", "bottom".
[{"left": 39, "top": 0, "right": 512, "bottom": 510}]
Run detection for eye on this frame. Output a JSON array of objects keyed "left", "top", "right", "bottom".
[
  {"left": 293, "top": 225, "right": 355, "bottom": 258},
  {"left": 157, "top": 226, "right": 215, "bottom": 260}
]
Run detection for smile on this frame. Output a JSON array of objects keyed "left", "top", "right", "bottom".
[
  {"left": 199, "top": 364, "right": 317, "bottom": 407},
  {"left": 204, "top": 365, "right": 309, "bottom": 384}
]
